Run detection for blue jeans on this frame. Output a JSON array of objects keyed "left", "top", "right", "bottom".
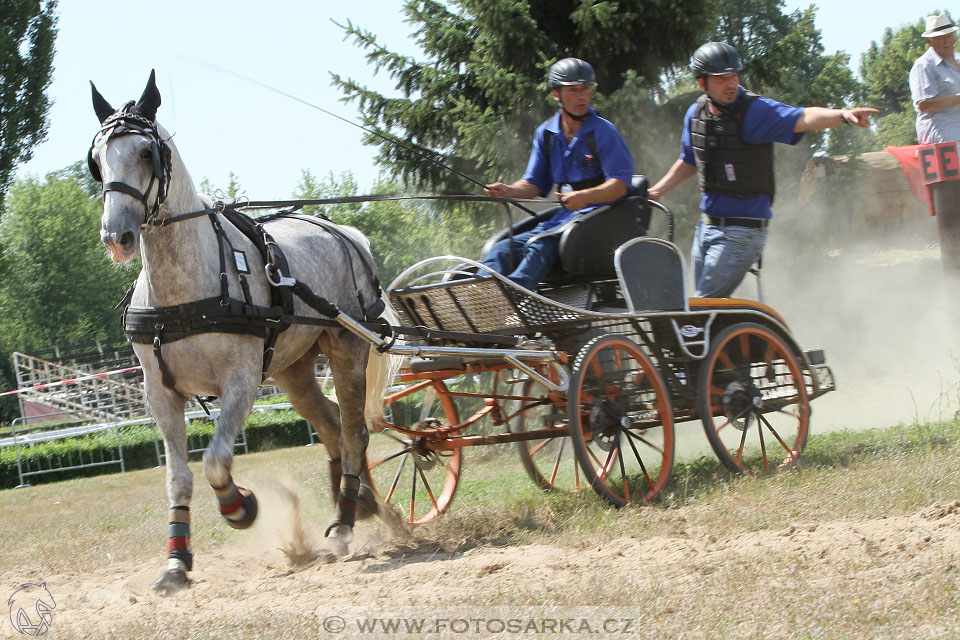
[
  {"left": 691, "top": 218, "right": 768, "bottom": 298},
  {"left": 479, "top": 224, "right": 560, "bottom": 291}
]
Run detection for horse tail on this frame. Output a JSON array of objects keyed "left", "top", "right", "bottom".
[{"left": 363, "top": 297, "right": 404, "bottom": 431}]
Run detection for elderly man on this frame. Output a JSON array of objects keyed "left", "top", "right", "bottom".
[
  {"left": 648, "top": 42, "right": 877, "bottom": 298},
  {"left": 910, "top": 13, "right": 960, "bottom": 144}
]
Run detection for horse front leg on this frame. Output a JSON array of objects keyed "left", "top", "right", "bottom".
[
  {"left": 202, "top": 374, "right": 260, "bottom": 531},
  {"left": 144, "top": 381, "right": 193, "bottom": 596}
]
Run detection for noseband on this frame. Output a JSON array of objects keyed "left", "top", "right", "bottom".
[{"left": 88, "top": 103, "right": 172, "bottom": 226}]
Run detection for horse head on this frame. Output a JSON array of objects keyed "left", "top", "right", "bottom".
[{"left": 90, "top": 70, "right": 175, "bottom": 263}]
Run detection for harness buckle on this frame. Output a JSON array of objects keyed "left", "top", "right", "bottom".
[{"left": 264, "top": 264, "right": 296, "bottom": 287}]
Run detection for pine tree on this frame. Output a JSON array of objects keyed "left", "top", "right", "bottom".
[{"left": 331, "top": 0, "right": 709, "bottom": 191}]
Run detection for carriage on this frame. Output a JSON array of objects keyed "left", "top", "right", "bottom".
[
  {"left": 355, "top": 183, "right": 836, "bottom": 523},
  {"left": 88, "top": 72, "right": 835, "bottom": 592}
]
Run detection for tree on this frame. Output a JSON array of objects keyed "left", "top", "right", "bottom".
[
  {"left": 859, "top": 20, "right": 926, "bottom": 147},
  {"left": 0, "top": 0, "right": 57, "bottom": 212},
  {"left": 706, "top": 0, "right": 866, "bottom": 157},
  {"left": 292, "top": 169, "right": 492, "bottom": 284},
  {"left": 0, "top": 164, "right": 135, "bottom": 420},
  {"left": 331, "top": 0, "right": 709, "bottom": 191}
]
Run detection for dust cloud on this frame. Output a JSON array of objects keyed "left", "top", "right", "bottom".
[{"left": 752, "top": 190, "right": 958, "bottom": 433}]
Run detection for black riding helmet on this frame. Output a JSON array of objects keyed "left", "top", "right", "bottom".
[
  {"left": 547, "top": 58, "right": 596, "bottom": 88},
  {"left": 691, "top": 42, "right": 742, "bottom": 77}
]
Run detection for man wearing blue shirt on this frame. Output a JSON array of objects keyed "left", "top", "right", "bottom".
[
  {"left": 481, "top": 58, "right": 634, "bottom": 290},
  {"left": 648, "top": 42, "right": 877, "bottom": 298}
]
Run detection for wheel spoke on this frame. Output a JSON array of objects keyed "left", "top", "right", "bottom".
[
  {"left": 736, "top": 419, "right": 749, "bottom": 463},
  {"left": 616, "top": 442, "right": 630, "bottom": 502},
  {"left": 756, "top": 410, "right": 769, "bottom": 470},
  {"left": 623, "top": 430, "right": 653, "bottom": 491},
  {"left": 385, "top": 453, "right": 408, "bottom": 502},
  {"left": 549, "top": 437, "right": 566, "bottom": 486},
  {"left": 758, "top": 412, "right": 796, "bottom": 456},
  {"left": 623, "top": 428, "right": 664, "bottom": 456},
  {"left": 416, "top": 465, "right": 440, "bottom": 511},
  {"left": 369, "top": 446, "right": 412, "bottom": 470},
  {"left": 528, "top": 438, "right": 550, "bottom": 457},
  {"left": 738, "top": 334, "right": 751, "bottom": 360}
]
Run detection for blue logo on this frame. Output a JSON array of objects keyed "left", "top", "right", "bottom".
[{"left": 8, "top": 583, "right": 55, "bottom": 636}]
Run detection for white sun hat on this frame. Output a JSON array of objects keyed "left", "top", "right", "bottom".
[{"left": 922, "top": 13, "right": 959, "bottom": 38}]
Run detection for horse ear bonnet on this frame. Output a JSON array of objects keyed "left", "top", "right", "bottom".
[{"left": 88, "top": 147, "right": 102, "bottom": 183}]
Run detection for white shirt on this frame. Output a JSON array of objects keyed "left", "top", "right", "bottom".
[{"left": 910, "top": 47, "right": 960, "bottom": 144}]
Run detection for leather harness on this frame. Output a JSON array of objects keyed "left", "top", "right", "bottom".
[{"left": 91, "top": 107, "right": 384, "bottom": 393}]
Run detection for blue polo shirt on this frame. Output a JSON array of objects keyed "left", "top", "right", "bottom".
[
  {"left": 680, "top": 88, "right": 804, "bottom": 219},
  {"left": 523, "top": 108, "right": 634, "bottom": 229}
]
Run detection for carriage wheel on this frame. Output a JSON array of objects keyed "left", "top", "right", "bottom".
[
  {"left": 511, "top": 371, "right": 581, "bottom": 493},
  {"left": 567, "top": 334, "right": 675, "bottom": 507},
  {"left": 697, "top": 322, "right": 810, "bottom": 475},
  {"left": 367, "top": 380, "right": 462, "bottom": 525}
]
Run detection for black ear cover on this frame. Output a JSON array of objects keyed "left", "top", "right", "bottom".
[{"left": 88, "top": 147, "right": 102, "bottom": 183}]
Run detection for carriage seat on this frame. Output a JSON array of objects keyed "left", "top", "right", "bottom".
[{"left": 481, "top": 175, "right": 651, "bottom": 284}]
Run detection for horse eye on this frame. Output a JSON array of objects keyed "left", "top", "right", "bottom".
[{"left": 140, "top": 149, "right": 151, "bottom": 159}]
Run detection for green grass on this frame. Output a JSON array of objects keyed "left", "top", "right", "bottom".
[{"left": 3, "top": 417, "right": 960, "bottom": 638}]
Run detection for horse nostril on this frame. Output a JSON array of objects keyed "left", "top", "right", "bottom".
[{"left": 120, "top": 231, "right": 135, "bottom": 248}]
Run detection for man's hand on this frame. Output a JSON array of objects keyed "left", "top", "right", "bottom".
[
  {"left": 483, "top": 182, "right": 514, "bottom": 199},
  {"left": 841, "top": 107, "right": 879, "bottom": 127},
  {"left": 557, "top": 190, "right": 591, "bottom": 211}
]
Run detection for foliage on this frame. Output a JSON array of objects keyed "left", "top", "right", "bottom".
[
  {"left": 0, "top": 409, "right": 310, "bottom": 488},
  {"left": 0, "top": 0, "right": 57, "bottom": 212},
  {"left": 292, "top": 170, "right": 494, "bottom": 284},
  {"left": 859, "top": 20, "right": 926, "bottom": 147},
  {"left": 0, "top": 164, "right": 135, "bottom": 421},
  {"left": 198, "top": 171, "right": 244, "bottom": 200},
  {"left": 705, "top": 0, "right": 867, "bottom": 158},
  {"left": 331, "top": 0, "right": 709, "bottom": 191}
]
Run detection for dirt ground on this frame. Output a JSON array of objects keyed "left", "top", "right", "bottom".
[{"left": 5, "top": 493, "right": 960, "bottom": 639}]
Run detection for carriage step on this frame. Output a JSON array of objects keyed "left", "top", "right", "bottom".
[
  {"left": 803, "top": 349, "right": 826, "bottom": 365},
  {"left": 409, "top": 357, "right": 467, "bottom": 373}
]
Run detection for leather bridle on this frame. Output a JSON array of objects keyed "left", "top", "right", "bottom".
[{"left": 88, "top": 103, "right": 172, "bottom": 227}]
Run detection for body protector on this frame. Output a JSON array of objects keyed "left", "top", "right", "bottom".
[{"left": 690, "top": 92, "right": 775, "bottom": 200}]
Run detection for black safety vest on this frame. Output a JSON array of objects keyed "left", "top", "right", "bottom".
[{"left": 690, "top": 91, "right": 775, "bottom": 200}]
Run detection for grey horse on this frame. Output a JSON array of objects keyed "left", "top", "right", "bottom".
[{"left": 90, "top": 71, "right": 402, "bottom": 595}]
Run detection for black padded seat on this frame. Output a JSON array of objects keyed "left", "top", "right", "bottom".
[
  {"left": 615, "top": 237, "right": 687, "bottom": 313},
  {"left": 481, "top": 176, "right": 651, "bottom": 285}
]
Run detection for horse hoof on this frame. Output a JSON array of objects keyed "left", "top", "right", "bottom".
[
  {"left": 355, "top": 485, "right": 378, "bottom": 521},
  {"left": 151, "top": 568, "right": 190, "bottom": 596},
  {"left": 223, "top": 487, "right": 258, "bottom": 530},
  {"left": 324, "top": 522, "right": 354, "bottom": 556}
]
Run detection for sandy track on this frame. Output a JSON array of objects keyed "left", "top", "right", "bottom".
[{"left": 7, "top": 499, "right": 960, "bottom": 639}]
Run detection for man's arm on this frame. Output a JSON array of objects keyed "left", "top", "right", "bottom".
[
  {"left": 557, "top": 177, "right": 627, "bottom": 211},
  {"left": 484, "top": 179, "right": 542, "bottom": 200},
  {"left": 647, "top": 158, "right": 697, "bottom": 202},
  {"left": 916, "top": 93, "right": 960, "bottom": 113},
  {"left": 794, "top": 106, "right": 878, "bottom": 132}
]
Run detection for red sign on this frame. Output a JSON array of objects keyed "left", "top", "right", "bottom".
[{"left": 918, "top": 142, "right": 960, "bottom": 184}]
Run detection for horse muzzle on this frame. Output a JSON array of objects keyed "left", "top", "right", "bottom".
[{"left": 101, "top": 227, "right": 139, "bottom": 263}]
